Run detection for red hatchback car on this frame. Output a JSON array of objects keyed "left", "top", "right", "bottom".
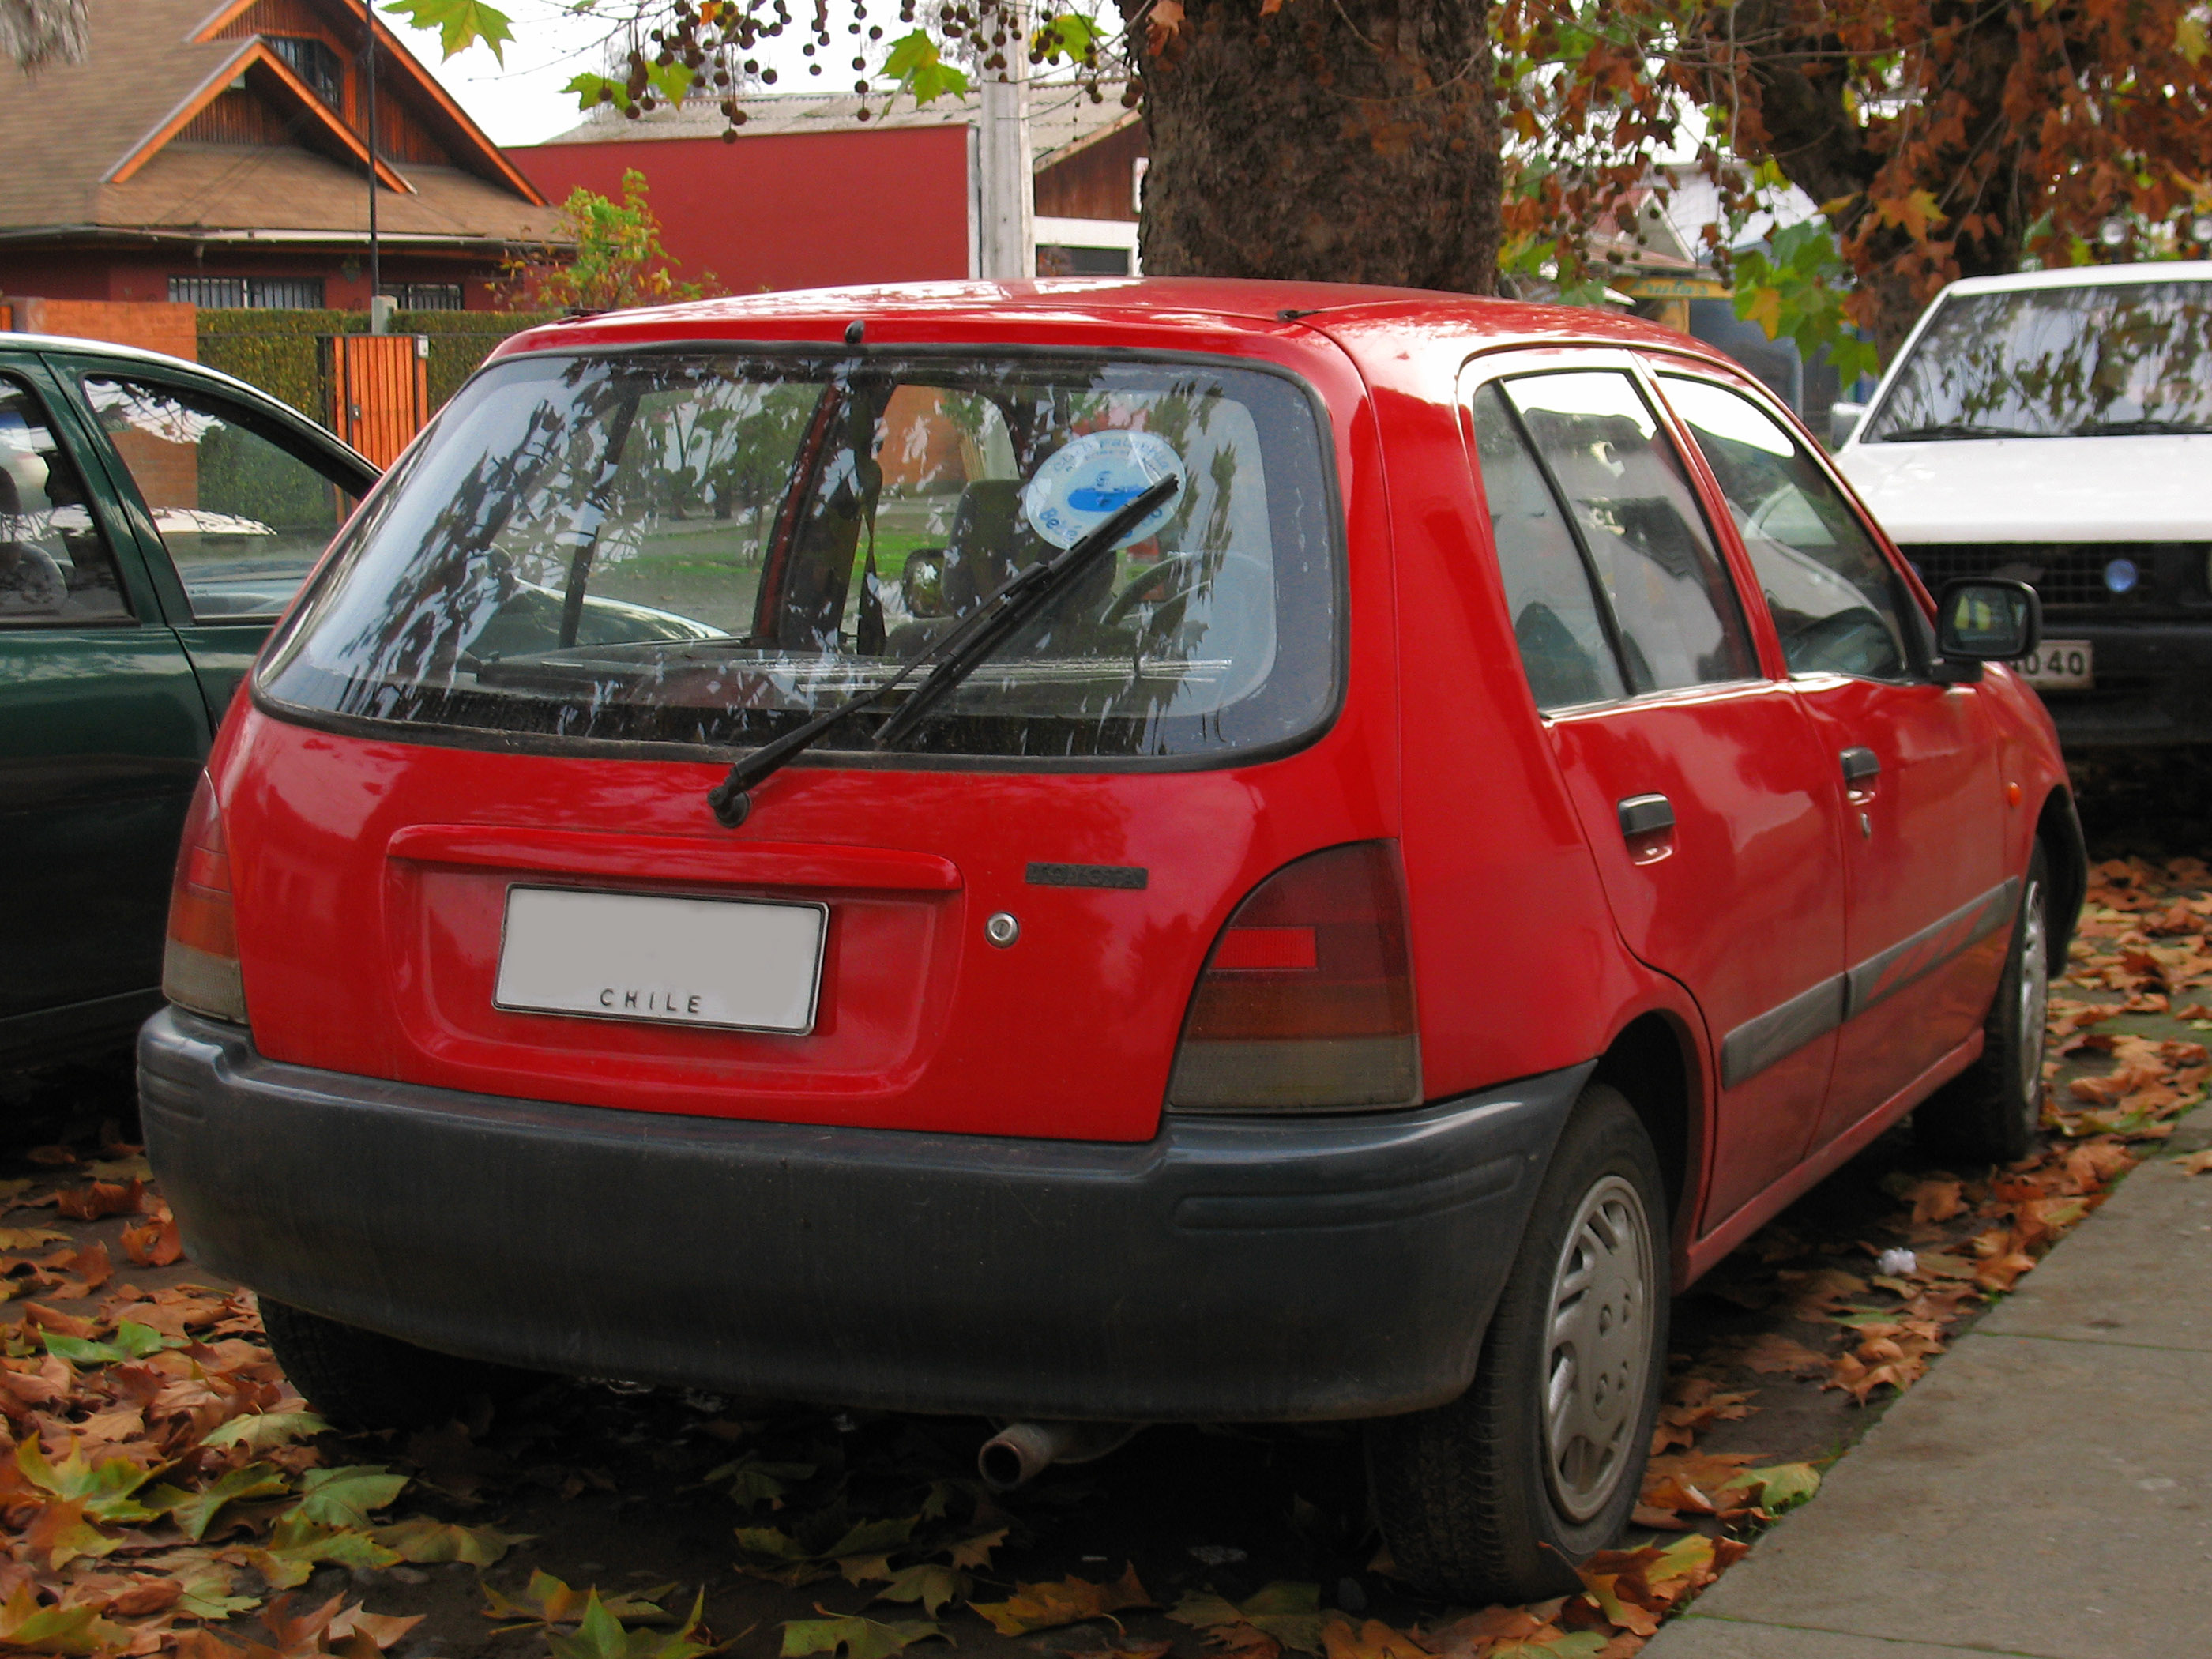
[{"left": 141, "top": 280, "right": 2078, "bottom": 1600}]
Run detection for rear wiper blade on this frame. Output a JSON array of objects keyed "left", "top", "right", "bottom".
[
  {"left": 1876, "top": 422, "right": 2040, "bottom": 441},
  {"left": 2068, "top": 418, "right": 2212, "bottom": 436},
  {"left": 705, "top": 472, "right": 1179, "bottom": 827}
]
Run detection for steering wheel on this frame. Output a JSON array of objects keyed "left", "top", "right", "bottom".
[{"left": 1787, "top": 606, "right": 1904, "bottom": 677}]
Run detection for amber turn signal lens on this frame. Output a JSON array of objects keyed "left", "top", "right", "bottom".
[
  {"left": 162, "top": 773, "right": 249, "bottom": 1026},
  {"left": 1168, "top": 841, "right": 1420, "bottom": 1112}
]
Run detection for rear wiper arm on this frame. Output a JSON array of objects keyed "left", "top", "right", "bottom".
[{"left": 705, "top": 472, "right": 1179, "bottom": 827}]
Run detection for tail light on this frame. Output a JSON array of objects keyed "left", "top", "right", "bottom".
[
  {"left": 1168, "top": 841, "right": 1420, "bottom": 1112},
  {"left": 163, "top": 774, "right": 248, "bottom": 1025}
]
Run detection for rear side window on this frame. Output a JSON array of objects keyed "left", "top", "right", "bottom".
[
  {"left": 1469, "top": 386, "right": 1623, "bottom": 709},
  {"left": 0, "top": 375, "right": 131, "bottom": 626},
  {"left": 1659, "top": 375, "right": 1919, "bottom": 680},
  {"left": 259, "top": 352, "right": 1340, "bottom": 763},
  {"left": 1482, "top": 370, "right": 1757, "bottom": 698}
]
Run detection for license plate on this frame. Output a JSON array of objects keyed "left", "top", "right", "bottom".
[
  {"left": 494, "top": 886, "right": 826, "bottom": 1034},
  {"left": 2019, "top": 640, "right": 2093, "bottom": 690}
]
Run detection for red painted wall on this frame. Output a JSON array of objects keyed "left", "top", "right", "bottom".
[{"left": 514, "top": 126, "right": 973, "bottom": 295}]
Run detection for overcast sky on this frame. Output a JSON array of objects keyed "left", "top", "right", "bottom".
[{"left": 386, "top": 5, "right": 623, "bottom": 149}]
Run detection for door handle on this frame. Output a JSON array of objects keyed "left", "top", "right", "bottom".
[
  {"left": 1617, "top": 793, "right": 1675, "bottom": 841},
  {"left": 1840, "top": 747, "right": 1880, "bottom": 784}
]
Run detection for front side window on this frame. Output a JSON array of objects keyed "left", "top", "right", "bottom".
[
  {"left": 81, "top": 377, "right": 359, "bottom": 622},
  {"left": 1498, "top": 371, "right": 1758, "bottom": 694},
  {"left": 1660, "top": 375, "right": 1918, "bottom": 680},
  {"left": 0, "top": 375, "right": 130, "bottom": 626},
  {"left": 1862, "top": 280, "right": 2212, "bottom": 442},
  {"left": 259, "top": 351, "right": 1341, "bottom": 762}
]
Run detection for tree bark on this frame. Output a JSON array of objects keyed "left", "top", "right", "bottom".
[{"left": 1126, "top": 0, "right": 1499, "bottom": 294}]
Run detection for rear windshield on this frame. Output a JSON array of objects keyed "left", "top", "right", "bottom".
[
  {"left": 258, "top": 350, "right": 1340, "bottom": 762},
  {"left": 1864, "top": 279, "right": 2212, "bottom": 442}
]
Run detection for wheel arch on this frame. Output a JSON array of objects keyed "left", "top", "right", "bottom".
[
  {"left": 2035, "top": 784, "right": 2087, "bottom": 970},
  {"left": 1589, "top": 1009, "right": 1701, "bottom": 1250}
]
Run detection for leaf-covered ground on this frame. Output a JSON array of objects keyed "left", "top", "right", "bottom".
[{"left": 1, "top": 782, "right": 2205, "bottom": 1659}]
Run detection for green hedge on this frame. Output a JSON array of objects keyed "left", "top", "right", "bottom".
[{"left": 196, "top": 309, "right": 563, "bottom": 430}]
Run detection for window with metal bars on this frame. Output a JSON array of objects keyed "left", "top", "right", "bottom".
[{"left": 167, "top": 277, "right": 327, "bottom": 310}]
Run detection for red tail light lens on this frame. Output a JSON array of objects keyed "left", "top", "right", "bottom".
[
  {"left": 163, "top": 774, "right": 248, "bottom": 1026},
  {"left": 1168, "top": 841, "right": 1420, "bottom": 1112}
]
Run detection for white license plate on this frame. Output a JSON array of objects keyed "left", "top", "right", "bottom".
[
  {"left": 2020, "top": 640, "right": 2093, "bottom": 690},
  {"left": 494, "top": 886, "right": 826, "bottom": 1034}
]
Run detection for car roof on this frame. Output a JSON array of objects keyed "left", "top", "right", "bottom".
[
  {"left": 502, "top": 276, "right": 1739, "bottom": 373},
  {"left": 2, "top": 330, "right": 375, "bottom": 468},
  {"left": 1938, "top": 259, "right": 2212, "bottom": 298}
]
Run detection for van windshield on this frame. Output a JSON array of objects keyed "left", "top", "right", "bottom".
[
  {"left": 1863, "top": 279, "right": 2212, "bottom": 442},
  {"left": 258, "top": 351, "right": 1340, "bottom": 762}
]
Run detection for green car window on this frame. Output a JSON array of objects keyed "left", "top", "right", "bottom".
[
  {"left": 0, "top": 374, "right": 131, "bottom": 626},
  {"left": 81, "top": 375, "right": 359, "bottom": 623}
]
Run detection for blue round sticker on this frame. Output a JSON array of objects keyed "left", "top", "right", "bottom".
[{"left": 1023, "top": 431, "right": 1186, "bottom": 551}]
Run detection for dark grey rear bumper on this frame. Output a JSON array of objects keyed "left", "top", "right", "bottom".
[{"left": 139, "top": 1008, "right": 1584, "bottom": 1421}]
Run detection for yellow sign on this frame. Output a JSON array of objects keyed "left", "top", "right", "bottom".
[{"left": 1620, "top": 274, "right": 1732, "bottom": 300}]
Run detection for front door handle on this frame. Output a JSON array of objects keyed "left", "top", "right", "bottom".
[
  {"left": 1840, "top": 747, "right": 1880, "bottom": 786},
  {"left": 1617, "top": 792, "right": 1676, "bottom": 841}
]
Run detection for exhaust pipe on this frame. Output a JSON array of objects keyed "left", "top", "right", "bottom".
[{"left": 976, "top": 1420, "right": 1142, "bottom": 1491}]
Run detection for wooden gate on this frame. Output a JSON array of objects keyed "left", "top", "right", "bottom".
[{"left": 321, "top": 334, "right": 429, "bottom": 467}]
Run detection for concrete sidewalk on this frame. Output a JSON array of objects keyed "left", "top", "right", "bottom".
[{"left": 1644, "top": 1113, "right": 2212, "bottom": 1659}]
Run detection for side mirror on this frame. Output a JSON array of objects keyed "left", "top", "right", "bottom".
[
  {"left": 1829, "top": 401, "right": 1867, "bottom": 450},
  {"left": 1936, "top": 578, "right": 2041, "bottom": 676},
  {"left": 901, "top": 551, "right": 949, "bottom": 618}
]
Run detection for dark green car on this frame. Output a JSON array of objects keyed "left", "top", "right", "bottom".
[{"left": 2, "top": 335, "right": 377, "bottom": 1069}]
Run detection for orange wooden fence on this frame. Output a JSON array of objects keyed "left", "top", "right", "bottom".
[{"left": 322, "top": 333, "right": 429, "bottom": 467}]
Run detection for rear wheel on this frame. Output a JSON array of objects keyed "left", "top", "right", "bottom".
[
  {"left": 1917, "top": 844, "right": 2052, "bottom": 1164},
  {"left": 259, "top": 1299, "right": 542, "bottom": 1431},
  {"left": 1366, "top": 1084, "right": 1667, "bottom": 1602}
]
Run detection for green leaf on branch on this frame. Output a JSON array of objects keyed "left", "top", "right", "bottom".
[
  {"left": 565, "top": 71, "right": 634, "bottom": 114},
  {"left": 1730, "top": 221, "right": 1881, "bottom": 386},
  {"left": 646, "top": 61, "right": 696, "bottom": 106},
  {"left": 1033, "top": 13, "right": 1103, "bottom": 65},
  {"left": 882, "top": 30, "right": 970, "bottom": 105},
  {"left": 381, "top": 0, "right": 515, "bottom": 62}
]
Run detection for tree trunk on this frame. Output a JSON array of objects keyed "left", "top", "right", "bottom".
[
  {"left": 1714, "top": 0, "right": 2027, "bottom": 357},
  {"left": 1127, "top": 0, "right": 1499, "bottom": 294},
  {"left": 0, "top": 0, "right": 88, "bottom": 71}
]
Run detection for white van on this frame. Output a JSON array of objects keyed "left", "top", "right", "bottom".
[{"left": 1835, "top": 261, "right": 2212, "bottom": 746}]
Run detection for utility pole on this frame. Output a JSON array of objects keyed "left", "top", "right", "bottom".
[
  {"left": 974, "top": 2, "right": 1033, "bottom": 281},
  {"left": 364, "top": 2, "right": 389, "bottom": 333}
]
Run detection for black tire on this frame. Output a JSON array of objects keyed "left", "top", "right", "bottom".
[
  {"left": 259, "top": 1299, "right": 543, "bottom": 1431},
  {"left": 1916, "top": 844, "right": 2052, "bottom": 1165},
  {"left": 1365, "top": 1084, "right": 1668, "bottom": 1603}
]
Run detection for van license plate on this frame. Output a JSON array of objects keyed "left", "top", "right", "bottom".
[
  {"left": 2021, "top": 641, "right": 2092, "bottom": 690},
  {"left": 495, "top": 886, "right": 826, "bottom": 1034}
]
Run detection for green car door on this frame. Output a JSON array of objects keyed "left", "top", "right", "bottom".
[{"left": 0, "top": 356, "right": 210, "bottom": 1063}]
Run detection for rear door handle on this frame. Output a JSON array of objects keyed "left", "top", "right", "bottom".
[
  {"left": 1840, "top": 747, "right": 1880, "bottom": 784},
  {"left": 1617, "top": 792, "right": 1675, "bottom": 841}
]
